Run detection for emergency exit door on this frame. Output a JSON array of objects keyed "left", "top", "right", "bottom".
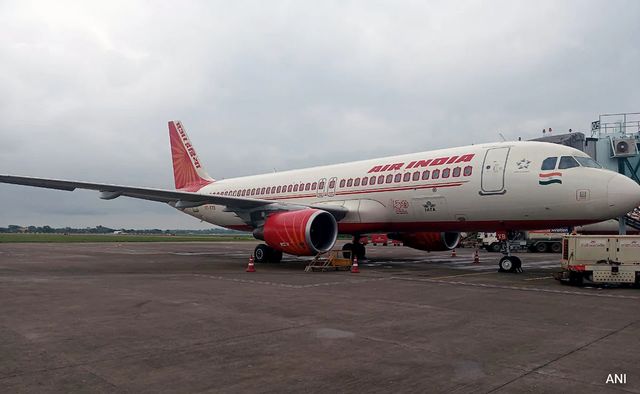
[{"left": 480, "top": 147, "right": 510, "bottom": 195}]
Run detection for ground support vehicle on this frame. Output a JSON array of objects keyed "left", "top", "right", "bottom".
[{"left": 555, "top": 235, "right": 640, "bottom": 286}]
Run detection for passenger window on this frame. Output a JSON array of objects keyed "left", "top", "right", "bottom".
[
  {"left": 386, "top": 174, "right": 393, "bottom": 183},
  {"left": 558, "top": 156, "right": 579, "bottom": 169},
  {"left": 293, "top": 184, "right": 299, "bottom": 192},
  {"left": 432, "top": 169, "right": 440, "bottom": 179},
  {"left": 403, "top": 172, "right": 411, "bottom": 182},
  {"left": 394, "top": 174, "right": 402, "bottom": 183},
  {"left": 339, "top": 179, "right": 345, "bottom": 188},
  {"left": 354, "top": 178, "right": 360, "bottom": 186},
  {"left": 541, "top": 157, "right": 557, "bottom": 170},
  {"left": 413, "top": 171, "right": 420, "bottom": 181},
  {"left": 276, "top": 186, "right": 281, "bottom": 193},
  {"left": 422, "top": 170, "right": 430, "bottom": 180},
  {"left": 311, "top": 182, "right": 317, "bottom": 190},
  {"left": 452, "top": 167, "right": 461, "bottom": 177},
  {"left": 370, "top": 176, "right": 376, "bottom": 185},
  {"left": 362, "top": 177, "right": 368, "bottom": 186},
  {"left": 347, "top": 179, "right": 353, "bottom": 187},
  {"left": 305, "top": 183, "right": 311, "bottom": 191},
  {"left": 463, "top": 166, "right": 472, "bottom": 176},
  {"left": 378, "top": 175, "right": 385, "bottom": 184},
  {"left": 442, "top": 168, "right": 450, "bottom": 178}
]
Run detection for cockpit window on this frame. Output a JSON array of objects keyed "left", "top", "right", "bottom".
[
  {"left": 541, "top": 157, "right": 557, "bottom": 170},
  {"left": 558, "top": 156, "right": 580, "bottom": 169},
  {"left": 574, "top": 156, "right": 602, "bottom": 168}
]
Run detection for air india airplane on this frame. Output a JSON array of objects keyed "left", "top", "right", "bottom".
[{"left": 2, "top": 121, "right": 639, "bottom": 272}]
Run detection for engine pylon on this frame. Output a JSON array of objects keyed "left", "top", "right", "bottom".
[
  {"left": 246, "top": 255, "right": 256, "bottom": 272},
  {"left": 351, "top": 256, "right": 360, "bottom": 273}
]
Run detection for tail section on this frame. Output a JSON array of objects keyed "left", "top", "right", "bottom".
[{"left": 168, "top": 121, "right": 214, "bottom": 191}]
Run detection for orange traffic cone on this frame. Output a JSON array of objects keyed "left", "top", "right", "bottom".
[
  {"left": 351, "top": 256, "right": 360, "bottom": 273},
  {"left": 451, "top": 249, "right": 457, "bottom": 258},
  {"left": 473, "top": 250, "right": 480, "bottom": 264},
  {"left": 246, "top": 255, "right": 256, "bottom": 272}
]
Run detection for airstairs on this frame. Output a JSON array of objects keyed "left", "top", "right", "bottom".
[{"left": 305, "top": 250, "right": 353, "bottom": 272}]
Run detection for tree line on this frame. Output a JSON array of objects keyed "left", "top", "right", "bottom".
[{"left": 0, "top": 225, "right": 246, "bottom": 235}]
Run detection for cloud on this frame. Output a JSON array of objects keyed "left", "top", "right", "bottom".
[{"left": 1, "top": 0, "right": 639, "bottom": 228}]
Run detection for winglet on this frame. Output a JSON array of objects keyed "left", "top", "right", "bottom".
[{"left": 168, "top": 121, "right": 214, "bottom": 191}]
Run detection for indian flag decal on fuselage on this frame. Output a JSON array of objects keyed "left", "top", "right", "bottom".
[{"left": 539, "top": 172, "right": 562, "bottom": 185}]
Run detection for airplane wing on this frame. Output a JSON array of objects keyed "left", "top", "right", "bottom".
[{"left": 0, "top": 175, "right": 348, "bottom": 222}]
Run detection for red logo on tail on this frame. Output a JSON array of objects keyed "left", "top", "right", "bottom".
[{"left": 168, "top": 121, "right": 213, "bottom": 191}]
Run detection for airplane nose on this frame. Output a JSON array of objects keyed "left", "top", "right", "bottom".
[{"left": 607, "top": 174, "right": 640, "bottom": 216}]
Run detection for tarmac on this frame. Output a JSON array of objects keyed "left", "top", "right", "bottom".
[{"left": 0, "top": 241, "right": 639, "bottom": 393}]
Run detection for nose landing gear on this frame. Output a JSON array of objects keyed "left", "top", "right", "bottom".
[
  {"left": 498, "top": 237, "right": 523, "bottom": 273},
  {"left": 499, "top": 255, "right": 522, "bottom": 273}
]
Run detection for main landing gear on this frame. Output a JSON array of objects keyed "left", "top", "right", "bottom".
[
  {"left": 342, "top": 236, "right": 366, "bottom": 260},
  {"left": 254, "top": 244, "right": 283, "bottom": 264},
  {"left": 498, "top": 238, "right": 523, "bottom": 273}
]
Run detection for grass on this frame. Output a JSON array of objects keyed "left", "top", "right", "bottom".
[{"left": 0, "top": 233, "right": 255, "bottom": 243}]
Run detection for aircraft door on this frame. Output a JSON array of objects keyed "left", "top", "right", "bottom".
[
  {"left": 327, "top": 177, "right": 337, "bottom": 197},
  {"left": 316, "top": 178, "right": 327, "bottom": 198},
  {"left": 480, "top": 147, "right": 510, "bottom": 195}
]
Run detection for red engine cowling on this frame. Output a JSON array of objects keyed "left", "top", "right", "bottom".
[
  {"left": 391, "top": 232, "right": 460, "bottom": 251},
  {"left": 261, "top": 209, "right": 338, "bottom": 256}
]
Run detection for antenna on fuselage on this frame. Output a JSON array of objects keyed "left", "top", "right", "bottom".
[{"left": 498, "top": 133, "right": 506, "bottom": 142}]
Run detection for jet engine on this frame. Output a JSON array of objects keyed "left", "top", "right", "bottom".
[
  {"left": 391, "top": 231, "right": 460, "bottom": 251},
  {"left": 257, "top": 209, "right": 338, "bottom": 256}
]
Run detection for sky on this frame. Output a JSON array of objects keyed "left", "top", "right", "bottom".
[{"left": 1, "top": 0, "right": 639, "bottom": 229}]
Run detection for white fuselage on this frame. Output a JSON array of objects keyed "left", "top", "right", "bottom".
[{"left": 181, "top": 141, "right": 639, "bottom": 234}]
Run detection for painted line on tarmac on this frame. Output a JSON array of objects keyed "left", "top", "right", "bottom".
[
  {"left": 191, "top": 274, "right": 390, "bottom": 289},
  {"left": 426, "top": 271, "right": 496, "bottom": 280},
  {"left": 392, "top": 277, "right": 640, "bottom": 300},
  {"left": 524, "top": 276, "right": 555, "bottom": 281}
]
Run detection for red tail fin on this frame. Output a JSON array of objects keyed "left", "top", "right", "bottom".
[{"left": 168, "top": 121, "right": 214, "bottom": 191}]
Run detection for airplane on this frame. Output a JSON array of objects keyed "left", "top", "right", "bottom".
[{"left": 2, "top": 121, "right": 640, "bottom": 272}]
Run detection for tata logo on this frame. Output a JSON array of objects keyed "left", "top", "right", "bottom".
[
  {"left": 423, "top": 201, "right": 436, "bottom": 212},
  {"left": 368, "top": 154, "right": 474, "bottom": 173}
]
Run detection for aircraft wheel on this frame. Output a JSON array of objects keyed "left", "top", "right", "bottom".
[
  {"left": 254, "top": 244, "right": 271, "bottom": 263},
  {"left": 511, "top": 256, "right": 522, "bottom": 272},
  {"left": 270, "top": 250, "right": 283, "bottom": 263},
  {"left": 498, "top": 256, "right": 517, "bottom": 273},
  {"left": 489, "top": 242, "right": 502, "bottom": 253},
  {"left": 353, "top": 243, "right": 366, "bottom": 260}
]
